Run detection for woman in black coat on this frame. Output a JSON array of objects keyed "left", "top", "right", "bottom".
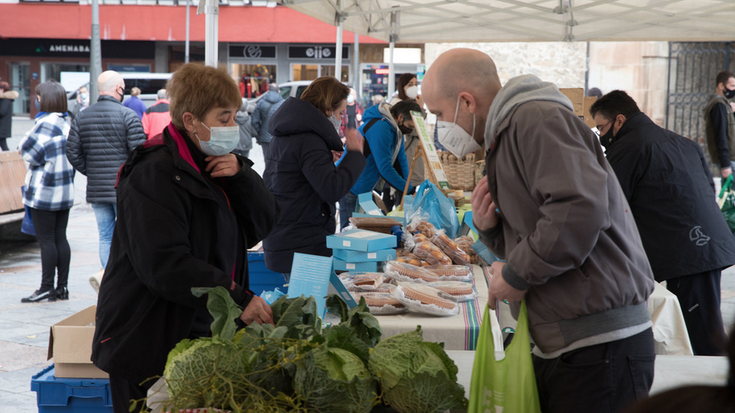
[
  {"left": 91, "top": 63, "right": 279, "bottom": 413},
  {"left": 263, "top": 77, "right": 365, "bottom": 278}
]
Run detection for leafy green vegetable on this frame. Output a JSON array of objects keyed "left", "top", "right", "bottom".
[
  {"left": 191, "top": 286, "right": 241, "bottom": 341},
  {"left": 368, "top": 327, "right": 468, "bottom": 413},
  {"left": 163, "top": 336, "right": 248, "bottom": 408},
  {"left": 325, "top": 295, "right": 381, "bottom": 347},
  {"left": 294, "top": 345, "right": 379, "bottom": 413},
  {"left": 270, "top": 295, "right": 321, "bottom": 339}
]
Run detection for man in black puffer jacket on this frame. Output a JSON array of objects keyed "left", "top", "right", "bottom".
[{"left": 67, "top": 70, "right": 146, "bottom": 271}]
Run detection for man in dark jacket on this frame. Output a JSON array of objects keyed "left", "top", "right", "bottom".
[
  {"left": 591, "top": 90, "right": 735, "bottom": 355},
  {"left": 0, "top": 81, "right": 18, "bottom": 151},
  {"left": 67, "top": 70, "right": 147, "bottom": 271},
  {"left": 704, "top": 70, "right": 735, "bottom": 179},
  {"left": 251, "top": 84, "right": 284, "bottom": 162}
]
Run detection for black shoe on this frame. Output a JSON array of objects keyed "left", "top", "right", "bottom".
[
  {"left": 55, "top": 287, "right": 69, "bottom": 300},
  {"left": 21, "top": 289, "right": 56, "bottom": 303}
]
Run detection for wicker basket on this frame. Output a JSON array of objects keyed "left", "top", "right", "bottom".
[
  {"left": 438, "top": 151, "right": 476, "bottom": 190},
  {"left": 475, "top": 160, "right": 486, "bottom": 187}
]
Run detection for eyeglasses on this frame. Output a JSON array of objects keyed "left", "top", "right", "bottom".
[{"left": 594, "top": 119, "right": 614, "bottom": 137}]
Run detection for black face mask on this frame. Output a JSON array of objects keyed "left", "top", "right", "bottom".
[
  {"left": 118, "top": 86, "right": 125, "bottom": 103},
  {"left": 725, "top": 86, "right": 735, "bottom": 100},
  {"left": 599, "top": 124, "right": 615, "bottom": 149},
  {"left": 398, "top": 120, "right": 414, "bottom": 135}
]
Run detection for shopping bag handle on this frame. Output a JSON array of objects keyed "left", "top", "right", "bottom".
[{"left": 719, "top": 175, "right": 734, "bottom": 199}]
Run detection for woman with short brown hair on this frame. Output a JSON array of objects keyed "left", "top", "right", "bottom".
[
  {"left": 91, "top": 63, "right": 279, "bottom": 413},
  {"left": 263, "top": 76, "right": 366, "bottom": 279}
]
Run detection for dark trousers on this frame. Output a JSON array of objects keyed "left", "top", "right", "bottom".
[
  {"left": 110, "top": 375, "right": 153, "bottom": 413},
  {"left": 30, "top": 208, "right": 71, "bottom": 290},
  {"left": 0, "top": 137, "right": 8, "bottom": 151},
  {"left": 667, "top": 269, "right": 727, "bottom": 355},
  {"left": 338, "top": 191, "right": 358, "bottom": 230},
  {"left": 533, "top": 328, "right": 655, "bottom": 413}
]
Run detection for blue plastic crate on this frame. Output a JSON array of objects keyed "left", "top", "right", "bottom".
[
  {"left": 31, "top": 365, "right": 112, "bottom": 413},
  {"left": 248, "top": 251, "right": 286, "bottom": 296}
]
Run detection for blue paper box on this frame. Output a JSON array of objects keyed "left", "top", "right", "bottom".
[
  {"left": 333, "top": 258, "right": 380, "bottom": 272},
  {"left": 332, "top": 248, "right": 395, "bottom": 262},
  {"left": 327, "top": 229, "right": 397, "bottom": 252}
]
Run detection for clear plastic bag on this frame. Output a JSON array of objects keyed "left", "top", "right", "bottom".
[
  {"left": 426, "top": 281, "right": 478, "bottom": 302},
  {"left": 423, "top": 264, "right": 474, "bottom": 282},
  {"left": 384, "top": 260, "right": 441, "bottom": 283},
  {"left": 392, "top": 282, "right": 460, "bottom": 316},
  {"left": 432, "top": 230, "right": 471, "bottom": 265},
  {"left": 351, "top": 291, "right": 408, "bottom": 315}
]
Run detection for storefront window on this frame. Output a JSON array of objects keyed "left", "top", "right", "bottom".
[
  {"left": 40, "top": 63, "right": 89, "bottom": 84},
  {"left": 321, "top": 65, "right": 350, "bottom": 83},
  {"left": 11, "top": 63, "right": 30, "bottom": 115},
  {"left": 232, "top": 64, "right": 277, "bottom": 99},
  {"left": 292, "top": 64, "right": 319, "bottom": 81}
]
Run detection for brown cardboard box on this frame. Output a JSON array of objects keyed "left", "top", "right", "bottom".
[
  {"left": 560, "top": 88, "right": 597, "bottom": 128},
  {"left": 47, "top": 305, "right": 109, "bottom": 378}
]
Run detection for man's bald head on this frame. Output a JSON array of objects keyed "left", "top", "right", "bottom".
[
  {"left": 423, "top": 49, "right": 503, "bottom": 152},
  {"left": 424, "top": 48, "right": 501, "bottom": 101},
  {"left": 98, "top": 70, "right": 124, "bottom": 96}
]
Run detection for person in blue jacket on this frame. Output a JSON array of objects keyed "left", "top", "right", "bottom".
[{"left": 338, "top": 100, "right": 420, "bottom": 228}]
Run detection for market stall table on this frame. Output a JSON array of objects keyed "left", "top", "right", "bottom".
[{"left": 374, "top": 264, "right": 501, "bottom": 351}]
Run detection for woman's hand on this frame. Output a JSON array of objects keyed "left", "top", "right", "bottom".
[
  {"left": 331, "top": 150, "right": 344, "bottom": 163},
  {"left": 344, "top": 128, "right": 364, "bottom": 154},
  {"left": 205, "top": 154, "right": 241, "bottom": 178},
  {"left": 240, "top": 296, "right": 274, "bottom": 325}
]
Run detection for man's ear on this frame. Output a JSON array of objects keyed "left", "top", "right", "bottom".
[{"left": 458, "top": 91, "right": 477, "bottom": 114}]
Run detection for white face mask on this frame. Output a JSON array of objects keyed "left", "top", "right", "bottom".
[
  {"left": 405, "top": 85, "right": 419, "bottom": 100},
  {"left": 198, "top": 122, "right": 240, "bottom": 156},
  {"left": 436, "top": 96, "right": 482, "bottom": 157}
]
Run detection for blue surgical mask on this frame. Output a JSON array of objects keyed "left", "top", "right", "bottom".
[
  {"left": 35, "top": 98, "right": 40, "bottom": 112},
  {"left": 329, "top": 114, "right": 342, "bottom": 133},
  {"left": 198, "top": 122, "right": 240, "bottom": 156}
]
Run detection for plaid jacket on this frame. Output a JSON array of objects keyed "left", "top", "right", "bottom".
[{"left": 20, "top": 112, "right": 75, "bottom": 211}]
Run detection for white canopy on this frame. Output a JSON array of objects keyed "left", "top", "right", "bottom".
[{"left": 279, "top": 0, "right": 735, "bottom": 43}]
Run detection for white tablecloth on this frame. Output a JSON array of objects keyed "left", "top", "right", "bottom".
[{"left": 647, "top": 282, "right": 693, "bottom": 355}]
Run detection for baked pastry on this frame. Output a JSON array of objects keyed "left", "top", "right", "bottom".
[
  {"left": 454, "top": 236, "right": 479, "bottom": 264},
  {"left": 384, "top": 260, "right": 440, "bottom": 282},
  {"left": 423, "top": 265, "right": 474, "bottom": 281},
  {"left": 407, "top": 220, "right": 436, "bottom": 238},
  {"left": 426, "top": 281, "right": 476, "bottom": 297},
  {"left": 412, "top": 241, "right": 452, "bottom": 266},
  {"left": 432, "top": 233, "right": 471, "bottom": 265},
  {"left": 339, "top": 272, "right": 384, "bottom": 290},
  {"left": 393, "top": 282, "right": 459, "bottom": 315}
]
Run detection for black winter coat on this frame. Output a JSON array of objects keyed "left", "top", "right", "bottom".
[
  {"left": 606, "top": 112, "right": 735, "bottom": 280},
  {"left": 0, "top": 91, "right": 16, "bottom": 138},
  {"left": 67, "top": 95, "right": 147, "bottom": 203},
  {"left": 263, "top": 97, "right": 365, "bottom": 273},
  {"left": 91, "top": 126, "right": 279, "bottom": 383}
]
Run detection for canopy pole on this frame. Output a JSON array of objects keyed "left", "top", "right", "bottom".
[
  {"left": 202, "top": 0, "right": 219, "bottom": 67},
  {"left": 353, "top": 32, "right": 360, "bottom": 98},
  {"left": 388, "top": 9, "right": 399, "bottom": 100},
  {"left": 335, "top": 0, "right": 343, "bottom": 81},
  {"left": 185, "top": 0, "right": 190, "bottom": 64},
  {"left": 89, "top": 0, "right": 102, "bottom": 104}
]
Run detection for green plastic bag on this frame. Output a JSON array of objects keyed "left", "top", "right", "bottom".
[
  {"left": 468, "top": 301, "right": 542, "bottom": 413},
  {"left": 720, "top": 176, "right": 735, "bottom": 234}
]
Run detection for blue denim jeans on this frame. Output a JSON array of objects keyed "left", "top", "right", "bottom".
[
  {"left": 338, "top": 191, "right": 358, "bottom": 230},
  {"left": 91, "top": 203, "right": 117, "bottom": 270}
]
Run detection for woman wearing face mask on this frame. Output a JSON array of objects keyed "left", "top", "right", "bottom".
[
  {"left": 263, "top": 76, "right": 366, "bottom": 281},
  {"left": 90, "top": 63, "right": 280, "bottom": 413},
  {"left": 339, "top": 88, "right": 364, "bottom": 139},
  {"left": 387, "top": 73, "right": 426, "bottom": 208}
]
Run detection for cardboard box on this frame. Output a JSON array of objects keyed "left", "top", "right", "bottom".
[
  {"left": 48, "top": 306, "right": 108, "bottom": 379},
  {"left": 333, "top": 258, "right": 381, "bottom": 272},
  {"left": 560, "top": 88, "right": 597, "bottom": 128},
  {"left": 333, "top": 248, "right": 396, "bottom": 262},
  {"left": 327, "top": 229, "right": 397, "bottom": 252}
]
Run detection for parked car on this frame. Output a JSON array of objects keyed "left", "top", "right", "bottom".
[
  {"left": 66, "top": 72, "right": 172, "bottom": 115},
  {"left": 246, "top": 81, "right": 314, "bottom": 114}
]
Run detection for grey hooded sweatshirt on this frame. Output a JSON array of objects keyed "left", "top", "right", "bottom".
[{"left": 478, "top": 75, "right": 655, "bottom": 357}]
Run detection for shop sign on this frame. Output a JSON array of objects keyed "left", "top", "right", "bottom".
[
  {"left": 288, "top": 45, "right": 349, "bottom": 60},
  {"left": 229, "top": 45, "right": 277, "bottom": 59},
  {"left": 0, "top": 38, "right": 154, "bottom": 59}
]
